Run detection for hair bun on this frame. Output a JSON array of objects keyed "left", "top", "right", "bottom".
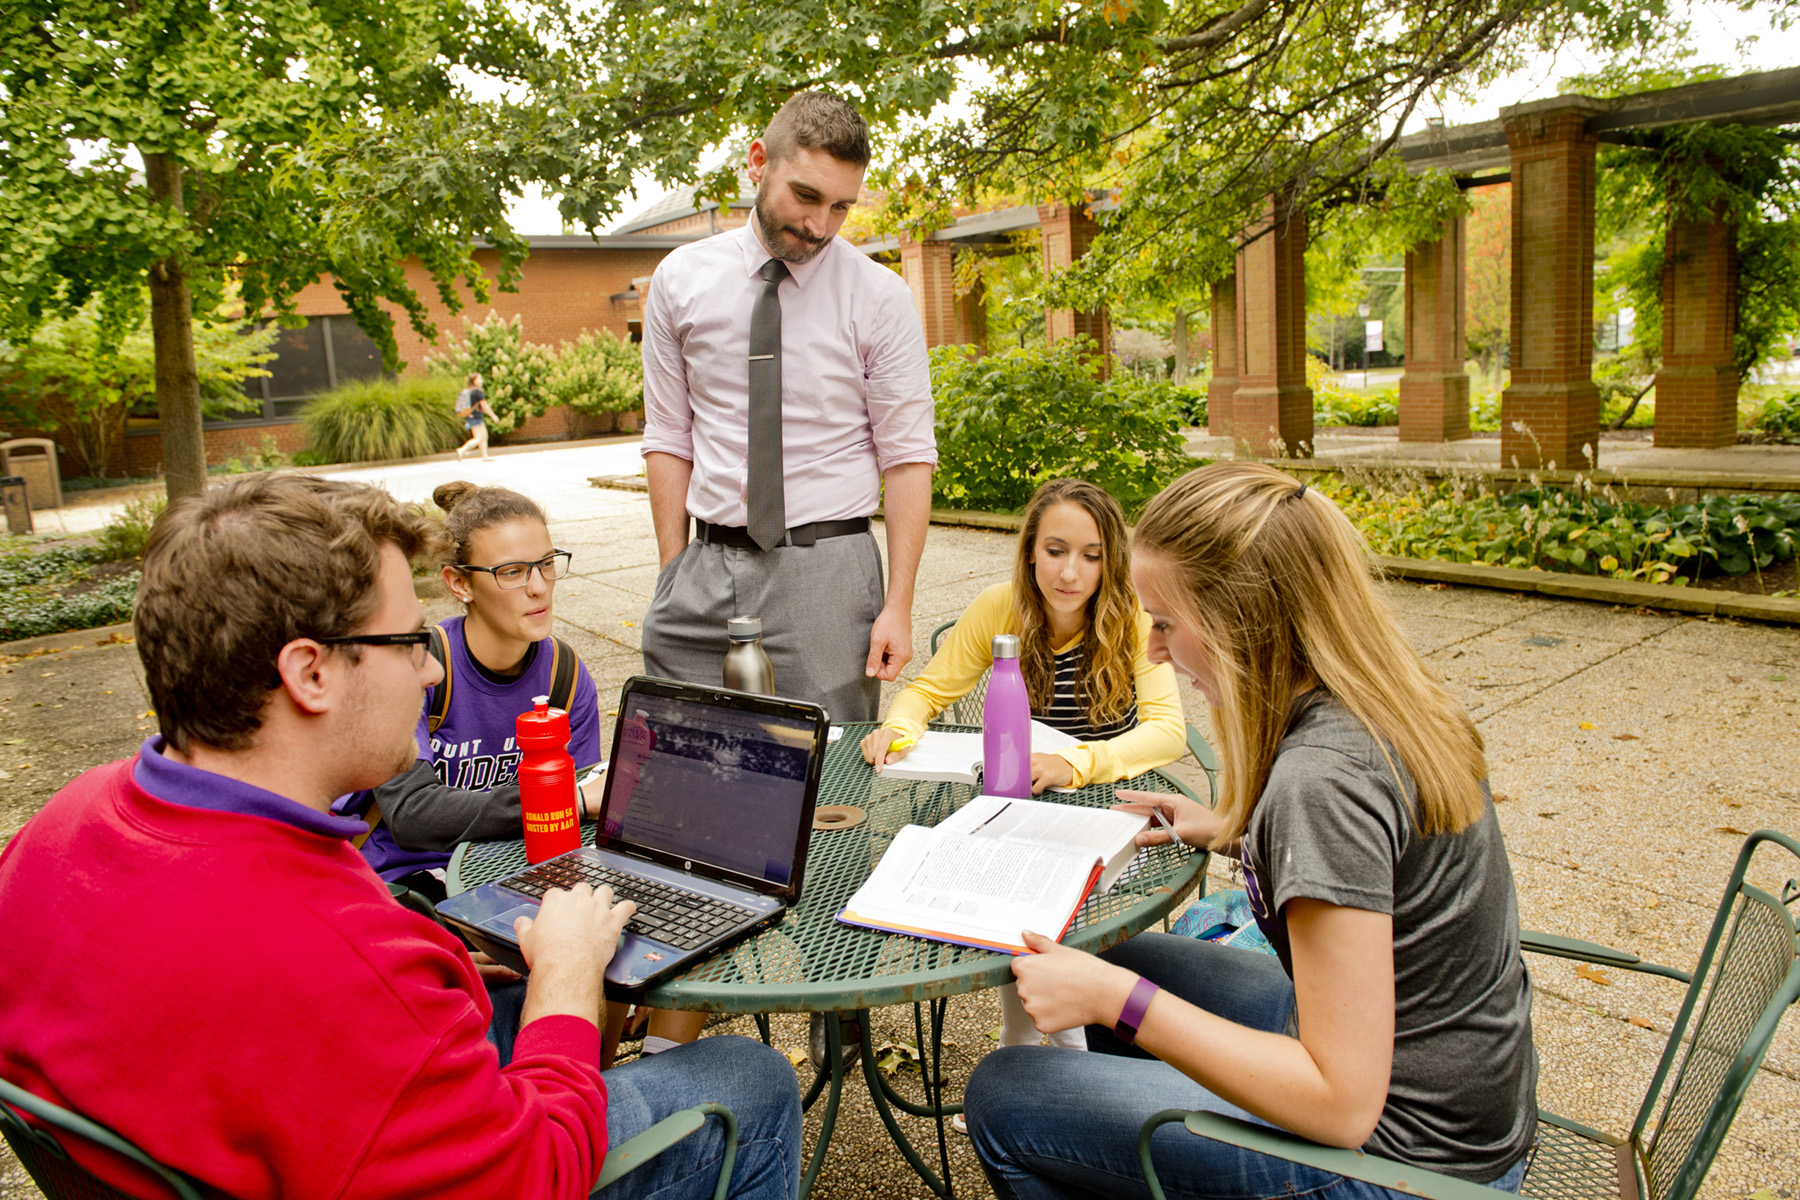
[{"left": 433, "top": 480, "right": 480, "bottom": 514}]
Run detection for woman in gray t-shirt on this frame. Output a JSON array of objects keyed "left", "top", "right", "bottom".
[{"left": 964, "top": 461, "right": 1537, "bottom": 1199}]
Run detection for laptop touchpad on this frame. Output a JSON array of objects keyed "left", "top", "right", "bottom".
[{"left": 483, "top": 904, "right": 539, "bottom": 935}]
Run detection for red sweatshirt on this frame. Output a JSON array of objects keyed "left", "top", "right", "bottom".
[{"left": 0, "top": 753, "right": 608, "bottom": 1198}]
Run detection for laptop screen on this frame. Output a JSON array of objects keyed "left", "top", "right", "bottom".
[{"left": 600, "top": 681, "right": 822, "bottom": 891}]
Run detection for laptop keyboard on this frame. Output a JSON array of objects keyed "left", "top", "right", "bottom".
[{"left": 498, "top": 856, "right": 759, "bottom": 951}]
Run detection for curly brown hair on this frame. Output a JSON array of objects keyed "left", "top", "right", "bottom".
[
  {"left": 137, "top": 475, "right": 442, "bottom": 753},
  {"left": 1009, "top": 478, "right": 1139, "bottom": 728}
]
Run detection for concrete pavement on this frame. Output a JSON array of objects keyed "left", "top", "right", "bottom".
[{"left": 2, "top": 438, "right": 1797, "bottom": 1199}]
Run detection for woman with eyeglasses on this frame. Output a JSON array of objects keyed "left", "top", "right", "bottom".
[{"left": 347, "top": 481, "right": 602, "bottom": 908}]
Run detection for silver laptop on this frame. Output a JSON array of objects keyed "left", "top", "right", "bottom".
[{"left": 436, "top": 675, "right": 828, "bottom": 998}]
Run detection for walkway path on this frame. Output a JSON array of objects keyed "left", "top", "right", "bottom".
[{"left": 1, "top": 439, "right": 1797, "bottom": 1198}]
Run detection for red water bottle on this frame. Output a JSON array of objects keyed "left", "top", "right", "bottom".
[{"left": 516, "top": 695, "right": 582, "bottom": 863}]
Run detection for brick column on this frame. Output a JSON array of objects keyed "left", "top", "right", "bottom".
[
  {"left": 1654, "top": 206, "right": 1738, "bottom": 448},
  {"left": 1398, "top": 214, "right": 1471, "bottom": 442},
  {"left": 900, "top": 237, "right": 960, "bottom": 349},
  {"left": 1231, "top": 196, "right": 1312, "bottom": 457},
  {"left": 1501, "top": 103, "right": 1604, "bottom": 470},
  {"left": 1038, "top": 202, "right": 1111, "bottom": 372},
  {"left": 1207, "top": 270, "right": 1239, "bottom": 439}
]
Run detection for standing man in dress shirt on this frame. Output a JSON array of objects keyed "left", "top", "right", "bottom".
[{"left": 639, "top": 90, "right": 936, "bottom": 725}]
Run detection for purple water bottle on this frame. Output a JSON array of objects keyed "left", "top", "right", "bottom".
[{"left": 983, "top": 634, "right": 1032, "bottom": 798}]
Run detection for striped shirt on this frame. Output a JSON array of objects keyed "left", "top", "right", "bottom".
[{"left": 1036, "top": 643, "right": 1138, "bottom": 739}]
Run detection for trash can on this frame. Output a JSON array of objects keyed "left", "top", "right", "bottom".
[
  {"left": 0, "top": 476, "right": 30, "bottom": 535},
  {"left": 0, "top": 439, "right": 61, "bottom": 510}
]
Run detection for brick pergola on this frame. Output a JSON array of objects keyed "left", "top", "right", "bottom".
[
  {"left": 1387, "top": 67, "right": 1800, "bottom": 467},
  {"left": 876, "top": 67, "right": 1800, "bottom": 468}
]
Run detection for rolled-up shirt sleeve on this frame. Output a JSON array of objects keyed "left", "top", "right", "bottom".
[
  {"left": 640, "top": 262, "right": 695, "bottom": 461},
  {"left": 864, "top": 282, "right": 937, "bottom": 471}
]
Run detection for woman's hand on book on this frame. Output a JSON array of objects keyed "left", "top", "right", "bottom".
[
  {"left": 1012, "top": 930, "right": 1137, "bottom": 1033},
  {"left": 860, "top": 726, "right": 914, "bottom": 767},
  {"left": 1028, "top": 753, "right": 1075, "bottom": 794},
  {"left": 1114, "top": 789, "right": 1221, "bottom": 849}
]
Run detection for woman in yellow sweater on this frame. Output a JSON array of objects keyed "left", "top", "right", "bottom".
[
  {"left": 862, "top": 477, "right": 1186, "bottom": 791},
  {"left": 863, "top": 478, "right": 1187, "bottom": 1073}
]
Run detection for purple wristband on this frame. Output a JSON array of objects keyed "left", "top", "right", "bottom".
[{"left": 1113, "top": 977, "right": 1161, "bottom": 1046}]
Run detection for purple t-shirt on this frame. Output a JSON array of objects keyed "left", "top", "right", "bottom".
[{"left": 352, "top": 616, "right": 603, "bottom": 879}]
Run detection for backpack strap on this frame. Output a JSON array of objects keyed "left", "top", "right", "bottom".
[
  {"left": 426, "top": 624, "right": 451, "bottom": 734},
  {"left": 351, "top": 797, "right": 381, "bottom": 850},
  {"left": 548, "top": 637, "right": 578, "bottom": 714}
]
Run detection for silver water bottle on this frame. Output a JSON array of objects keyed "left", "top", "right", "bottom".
[{"left": 723, "top": 615, "right": 776, "bottom": 694}]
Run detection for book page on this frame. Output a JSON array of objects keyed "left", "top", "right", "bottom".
[
  {"left": 837, "top": 825, "right": 1101, "bottom": 952},
  {"left": 876, "top": 730, "right": 983, "bottom": 782}
]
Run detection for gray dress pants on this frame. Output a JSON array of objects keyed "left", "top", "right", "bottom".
[{"left": 641, "top": 532, "right": 884, "bottom": 723}]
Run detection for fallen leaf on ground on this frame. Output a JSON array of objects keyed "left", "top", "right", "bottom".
[
  {"left": 1628, "top": 1016, "right": 1655, "bottom": 1029},
  {"left": 1578, "top": 721, "right": 1595, "bottom": 730},
  {"left": 1492, "top": 792, "right": 1510, "bottom": 803},
  {"left": 1576, "top": 964, "right": 1612, "bottom": 985},
  {"left": 1727, "top": 675, "right": 1744, "bottom": 683},
  {"left": 1716, "top": 826, "right": 1750, "bottom": 836},
  {"left": 1612, "top": 733, "right": 1639, "bottom": 741},
  {"left": 1646, "top": 896, "right": 1660, "bottom": 908},
  {"left": 1565, "top": 860, "right": 1581, "bottom": 870},
  {"left": 782, "top": 1047, "right": 807, "bottom": 1070}
]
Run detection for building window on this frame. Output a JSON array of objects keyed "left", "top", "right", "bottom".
[{"left": 216, "top": 316, "right": 390, "bottom": 426}]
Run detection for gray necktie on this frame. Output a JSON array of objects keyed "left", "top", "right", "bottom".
[{"left": 747, "top": 258, "right": 789, "bottom": 551}]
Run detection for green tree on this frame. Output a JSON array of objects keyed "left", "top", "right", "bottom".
[
  {"left": 1464, "top": 186, "right": 1512, "bottom": 385},
  {"left": 0, "top": 0, "right": 564, "bottom": 500},
  {"left": 0, "top": 293, "right": 275, "bottom": 478}
]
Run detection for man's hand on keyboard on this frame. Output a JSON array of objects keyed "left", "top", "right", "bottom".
[{"left": 515, "top": 882, "right": 638, "bottom": 1029}]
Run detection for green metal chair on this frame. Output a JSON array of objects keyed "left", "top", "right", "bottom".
[
  {"left": 3, "top": 1074, "right": 737, "bottom": 1200},
  {"left": 926, "top": 618, "right": 1220, "bottom": 804},
  {"left": 1139, "top": 828, "right": 1800, "bottom": 1200}
]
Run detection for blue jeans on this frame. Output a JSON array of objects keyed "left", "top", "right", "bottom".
[
  {"left": 966, "top": 934, "right": 1526, "bottom": 1200},
  {"left": 489, "top": 987, "right": 801, "bottom": 1200}
]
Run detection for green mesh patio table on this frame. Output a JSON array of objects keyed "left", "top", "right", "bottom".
[{"left": 446, "top": 723, "right": 1207, "bottom": 1198}]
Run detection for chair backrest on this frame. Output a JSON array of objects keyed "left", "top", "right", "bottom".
[
  {"left": 0, "top": 1077, "right": 204, "bottom": 1200},
  {"left": 1631, "top": 829, "right": 1800, "bottom": 1200},
  {"left": 928, "top": 619, "right": 988, "bottom": 727}
]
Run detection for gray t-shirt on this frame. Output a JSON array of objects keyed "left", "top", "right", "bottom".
[{"left": 1242, "top": 693, "right": 1537, "bottom": 1182}]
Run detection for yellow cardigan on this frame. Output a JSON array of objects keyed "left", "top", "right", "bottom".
[{"left": 881, "top": 583, "right": 1186, "bottom": 788}]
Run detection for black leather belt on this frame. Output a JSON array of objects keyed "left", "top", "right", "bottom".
[{"left": 693, "top": 517, "right": 871, "bottom": 550}]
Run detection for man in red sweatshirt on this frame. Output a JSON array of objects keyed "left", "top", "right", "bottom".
[{"left": 0, "top": 474, "right": 800, "bottom": 1199}]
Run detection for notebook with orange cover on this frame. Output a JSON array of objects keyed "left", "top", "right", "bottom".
[{"left": 835, "top": 795, "right": 1150, "bottom": 955}]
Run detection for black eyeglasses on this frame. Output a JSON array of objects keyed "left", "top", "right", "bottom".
[
  {"left": 318, "top": 631, "right": 434, "bottom": 667},
  {"left": 453, "top": 550, "right": 572, "bottom": 590}
]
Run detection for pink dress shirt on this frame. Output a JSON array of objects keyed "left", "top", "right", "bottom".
[{"left": 640, "top": 222, "right": 937, "bottom": 527}]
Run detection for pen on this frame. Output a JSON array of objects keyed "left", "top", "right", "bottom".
[
  {"left": 973, "top": 801, "right": 1012, "bottom": 832},
  {"left": 1150, "top": 807, "right": 1186, "bottom": 850}
]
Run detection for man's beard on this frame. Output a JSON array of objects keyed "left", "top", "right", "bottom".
[{"left": 754, "top": 194, "right": 828, "bottom": 264}]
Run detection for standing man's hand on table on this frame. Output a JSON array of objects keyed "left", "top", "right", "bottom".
[{"left": 515, "top": 882, "right": 636, "bottom": 1027}]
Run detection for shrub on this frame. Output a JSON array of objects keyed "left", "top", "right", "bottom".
[
  {"left": 301, "top": 377, "right": 465, "bottom": 464},
  {"left": 0, "top": 545, "right": 140, "bottom": 641},
  {"left": 1318, "top": 387, "right": 1400, "bottom": 427},
  {"left": 1750, "top": 390, "right": 1800, "bottom": 442},
  {"left": 93, "top": 496, "right": 166, "bottom": 562},
  {"left": 929, "top": 341, "right": 1192, "bottom": 514},
  {"left": 547, "top": 328, "right": 643, "bottom": 435},
  {"left": 1320, "top": 475, "right": 1800, "bottom": 587}
]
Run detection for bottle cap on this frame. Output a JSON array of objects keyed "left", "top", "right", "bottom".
[
  {"left": 727, "top": 616, "right": 763, "bottom": 640},
  {"left": 992, "top": 633, "right": 1021, "bottom": 659}
]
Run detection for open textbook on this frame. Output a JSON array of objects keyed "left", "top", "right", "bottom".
[
  {"left": 874, "top": 721, "right": 1081, "bottom": 787},
  {"left": 836, "top": 794, "right": 1151, "bottom": 955}
]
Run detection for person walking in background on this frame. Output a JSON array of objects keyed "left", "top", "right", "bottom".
[
  {"left": 456, "top": 372, "right": 496, "bottom": 462},
  {"left": 638, "top": 90, "right": 935, "bottom": 727}
]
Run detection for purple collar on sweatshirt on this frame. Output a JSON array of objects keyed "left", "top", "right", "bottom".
[{"left": 131, "top": 736, "right": 369, "bottom": 840}]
